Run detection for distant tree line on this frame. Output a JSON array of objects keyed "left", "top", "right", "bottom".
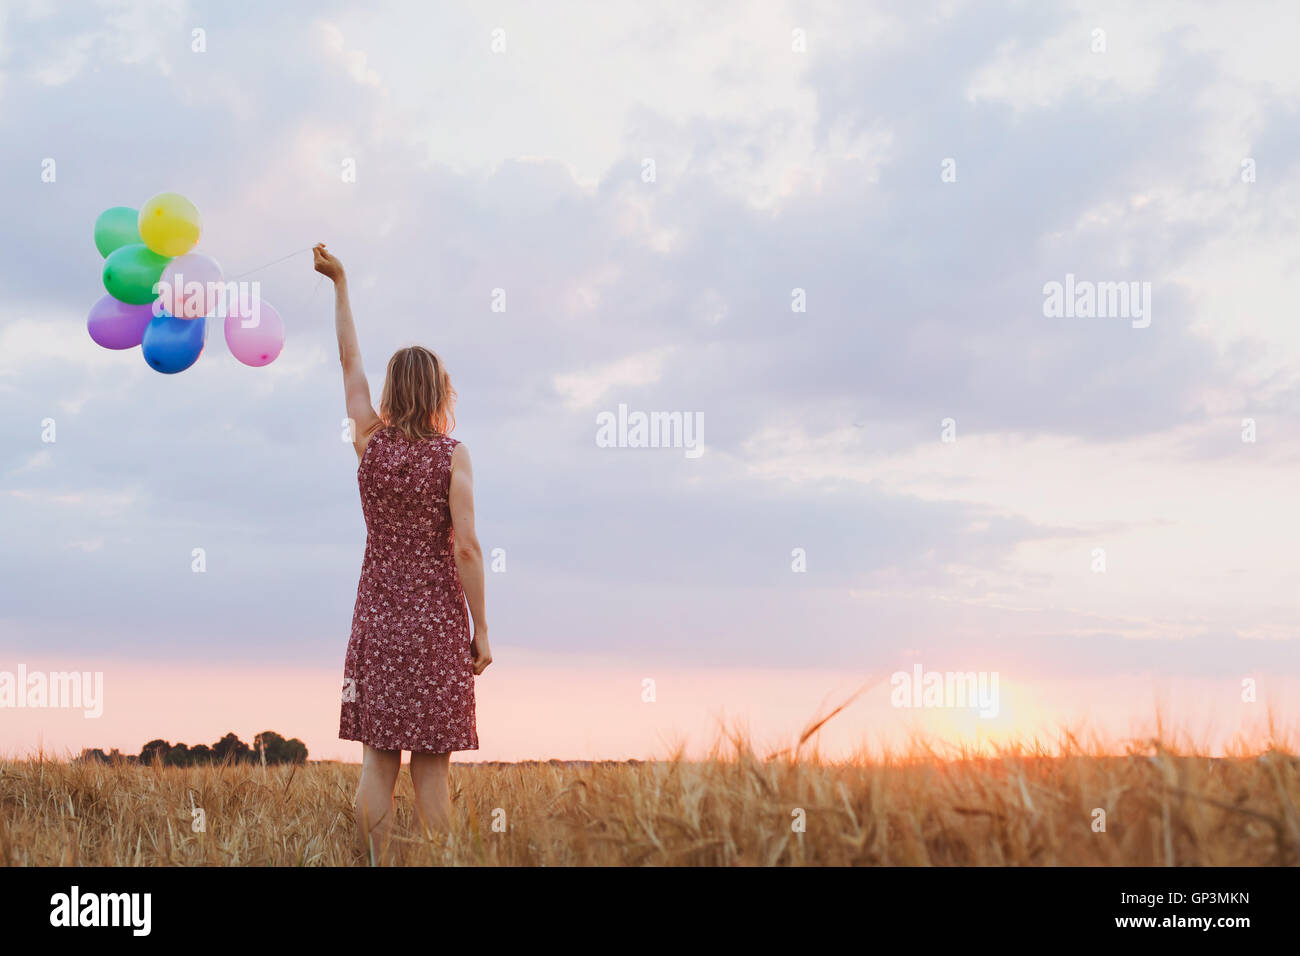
[{"left": 76, "top": 731, "right": 307, "bottom": 766}]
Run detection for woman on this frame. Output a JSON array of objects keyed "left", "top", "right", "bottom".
[{"left": 313, "top": 244, "right": 492, "bottom": 860}]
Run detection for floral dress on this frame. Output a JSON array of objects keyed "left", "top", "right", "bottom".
[{"left": 339, "top": 427, "right": 478, "bottom": 753}]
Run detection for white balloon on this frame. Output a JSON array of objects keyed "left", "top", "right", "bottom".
[{"left": 159, "top": 253, "right": 224, "bottom": 318}]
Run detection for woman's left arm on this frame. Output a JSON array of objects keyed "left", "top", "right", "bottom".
[
  {"left": 314, "top": 244, "right": 382, "bottom": 459},
  {"left": 449, "top": 444, "right": 491, "bottom": 675}
]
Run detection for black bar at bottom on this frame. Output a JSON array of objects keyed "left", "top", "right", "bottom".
[{"left": 0, "top": 865, "right": 1284, "bottom": 942}]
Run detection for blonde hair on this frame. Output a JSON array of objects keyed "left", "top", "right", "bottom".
[{"left": 379, "top": 346, "right": 456, "bottom": 440}]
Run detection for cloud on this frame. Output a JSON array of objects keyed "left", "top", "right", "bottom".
[
  {"left": 317, "top": 21, "right": 382, "bottom": 89},
  {"left": 552, "top": 347, "right": 675, "bottom": 408},
  {"left": 0, "top": 0, "right": 1296, "bottom": 693}
]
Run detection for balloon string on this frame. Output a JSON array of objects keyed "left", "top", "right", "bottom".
[
  {"left": 227, "top": 246, "right": 314, "bottom": 280},
  {"left": 289, "top": 274, "right": 327, "bottom": 319}
]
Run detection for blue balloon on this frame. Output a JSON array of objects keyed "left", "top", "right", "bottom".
[{"left": 141, "top": 313, "right": 206, "bottom": 374}]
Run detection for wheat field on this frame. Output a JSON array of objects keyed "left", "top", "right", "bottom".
[{"left": 2, "top": 733, "right": 1297, "bottom": 866}]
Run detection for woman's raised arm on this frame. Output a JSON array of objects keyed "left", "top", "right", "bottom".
[{"left": 314, "top": 243, "right": 382, "bottom": 459}]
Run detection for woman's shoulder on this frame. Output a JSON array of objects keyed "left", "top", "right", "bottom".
[
  {"left": 358, "top": 422, "right": 392, "bottom": 454},
  {"left": 432, "top": 433, "right": 462, "bottom": 465},
  {"left": 445, "top": 435, "right": 470, "bottom": 465}
]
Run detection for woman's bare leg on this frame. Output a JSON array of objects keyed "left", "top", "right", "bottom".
[
  {"left": 355, "top": 744, "right": 402, "bottom": 862},
  {"left": 409, "top": 751, "right": 452, "bottom": 834}
]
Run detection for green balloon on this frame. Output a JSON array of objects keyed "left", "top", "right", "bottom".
[
  {"left": 102, "top": 244, "right": 170, "bottom": 305},
  {"left": 94, "top": 206, "right": 142, "bottom": 258}
]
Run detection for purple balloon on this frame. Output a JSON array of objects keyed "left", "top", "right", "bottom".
[{"left": 87, "top": 294, "right": 156, "bottom": 350}]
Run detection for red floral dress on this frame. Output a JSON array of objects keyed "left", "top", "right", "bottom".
[{"left": 339, "top": 427, "right": 479, "bottom": 753}]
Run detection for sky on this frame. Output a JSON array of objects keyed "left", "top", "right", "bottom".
[{"left": 1, "top": 0, "right": 1297, "bottom": 761}]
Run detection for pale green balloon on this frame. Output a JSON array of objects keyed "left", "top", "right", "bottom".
[
  {"left": 102, "top": 243, "right": 170, "bottom": 305},
  {"left": 93, "top": 206, "right": 142, "bottom": 258}
]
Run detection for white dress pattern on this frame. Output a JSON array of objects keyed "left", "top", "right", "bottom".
[{"left": 339, "top": 427, "right": 478, "bottom": 752}]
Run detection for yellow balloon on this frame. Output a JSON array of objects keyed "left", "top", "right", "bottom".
[{"left": 138, "top": 192, "right": 202, "bottom": 257}]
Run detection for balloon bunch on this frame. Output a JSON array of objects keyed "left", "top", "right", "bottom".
[{"left": 88, "top": 192, "right": 285, "bottom": 374}]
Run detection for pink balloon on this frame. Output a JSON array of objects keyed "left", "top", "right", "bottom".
[
  {"left": 224, "top": 299, "right": 284, "bottom": 367},
  {"left": 159, "top": 253, "right": 224, "bottom": 318},
  {"left": 87, "top": 294, "right": 154, "bottom": 350}
]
